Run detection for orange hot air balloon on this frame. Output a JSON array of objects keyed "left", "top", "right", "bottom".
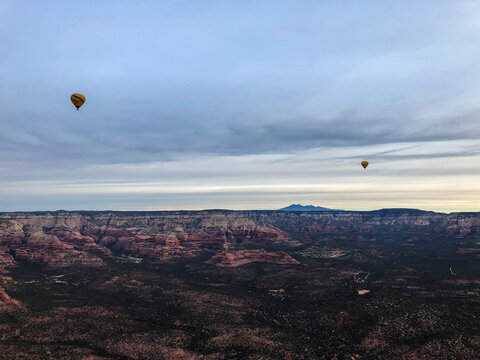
[
  {"left": 361, "top": 161, "right": 369, "bottom": 169},
  {"left": 70, "top": 93, "right": 85, "bottom": 110}
]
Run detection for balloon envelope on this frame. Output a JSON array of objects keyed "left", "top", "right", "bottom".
[
  {"left": 71, "top": 93, "right": 85, "bottom": 110},
  {"left": 361, "top": 161, "right": 369, "bottom": 169}
]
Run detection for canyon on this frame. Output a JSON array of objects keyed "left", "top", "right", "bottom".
[
  {"left": 0, "top": 209, "right": 478, "bottom": 269},
  {"left": 0, "top": 209, "right": 479, "bottom": 359}
]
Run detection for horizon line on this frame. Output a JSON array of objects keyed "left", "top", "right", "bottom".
[{"left": 0, "top": 207, "right": 479, "bottom": 215}]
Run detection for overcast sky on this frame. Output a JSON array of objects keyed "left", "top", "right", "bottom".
[{"left": 2, "top": 1, "right": 480, "bottom": 212}]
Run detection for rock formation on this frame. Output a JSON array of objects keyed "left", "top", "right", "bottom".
[{"left": 0, "top": 208, "right": 478, "bottom": 274}]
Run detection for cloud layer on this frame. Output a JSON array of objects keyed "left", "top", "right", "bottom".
[{"left": 1, "top": 1, "right": 480, "bottom": 211}]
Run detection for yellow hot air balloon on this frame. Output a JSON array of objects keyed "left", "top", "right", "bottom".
[
  {"left": 71, "top": 93, "right": 85, "bottom": 110},
  {"left": 361, "top": 161, "right": 369, "bottom": 169}
]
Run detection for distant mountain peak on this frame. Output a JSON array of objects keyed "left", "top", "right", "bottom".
[{"left": 278, "top": 204, "right": 342, "bottom": 211}]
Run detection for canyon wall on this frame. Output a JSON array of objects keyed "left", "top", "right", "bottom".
[
  {"left": 242, "top": 209, "right": 480, "bottom": 235},
  {"left": 0, "top": 209, "right": 478, "bottom": 270}
]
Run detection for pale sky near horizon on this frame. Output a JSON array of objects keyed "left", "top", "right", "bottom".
[{"left": 2, "top": 1, "right": 480, "bottom": 212}]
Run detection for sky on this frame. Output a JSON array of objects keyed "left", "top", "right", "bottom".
[{"left": 2, "top": 1, "right": 480, "bottom": 212}]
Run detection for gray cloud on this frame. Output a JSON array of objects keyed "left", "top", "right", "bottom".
[{"left": 2, "top": 1, "right": 480, "bottom": 210}]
